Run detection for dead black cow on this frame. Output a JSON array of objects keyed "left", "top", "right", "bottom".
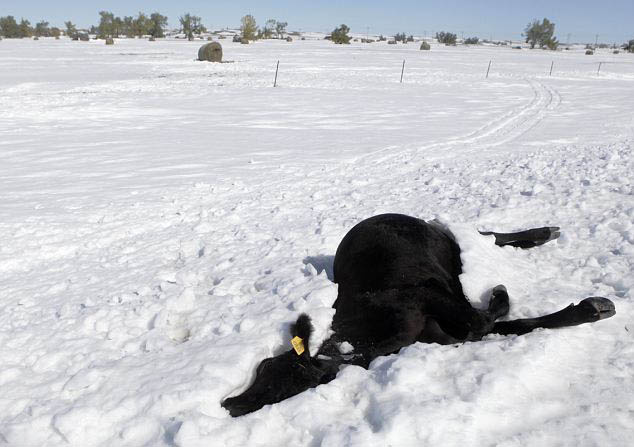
[{"left": 222, "top": 213, "right": 616, "bottom": 417}]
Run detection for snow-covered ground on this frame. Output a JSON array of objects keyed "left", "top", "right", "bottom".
[{"left": 1, "top": 37, "right": 633, "bottom": 446}]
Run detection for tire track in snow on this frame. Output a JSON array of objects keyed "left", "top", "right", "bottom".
[
  {"left": 458, "top": 78, "right": 560, "bottom": 148},
  {"left": 0, "top": 79, "right": 562, "bottom": 276},
  {"left": 152, "top": 79, "right": 562, "bottom": 223},
  {"left": 360, "top": 78, "right": 561, "bottom": 166}
]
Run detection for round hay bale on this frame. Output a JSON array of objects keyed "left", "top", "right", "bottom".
[
  {"left": 387, "top": 40, "right": 397, "bottom": 45},
  {"left": 55, "top": 36, "right": 60, "bottom": 40},
  {"left": 198, "top": 42, "right": 223, "bottom": 62},
  {"left": 105, "top": 38, "right": 114, "bottom": 45},
  {"left": 34, "top": 36, "right": 39, "bottom": 40},
  {"left": 207, "top": 36, "right": 213, "bottom": 41},
  {"left": 232, "top": 35, "right": 241, "bottom": 43},
  {"left": 240, "top": 38, "right": 249, "bottom": 44},
  {"left": 218, "top": 35, "right": 226, "bottom": 39},
  {"left": 149, "top": 36, "right": 156, "bottom": 42},
  {"left": 585, "top": 49, "right": 594, "bottom": 55},
  {"left": 286, "top": 36, "right": 293, "bottom": 42},
  {"left": 420, "top": 41, "right": 430, "bottom": 50},
  {"left": 613, "top": 50, "right": 620, "bottom": 54}
]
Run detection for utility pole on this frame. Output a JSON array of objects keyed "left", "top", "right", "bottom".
[
  {"left": 595, "top": 34, "right": 599, "bottom": 47},
  {"left": 366, "top": 26, "right": 369, "bottom": 40},
  {"left": 566, "top": 33, "right": 571, "bottom": 45}
]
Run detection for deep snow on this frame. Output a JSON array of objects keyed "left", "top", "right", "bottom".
[{"left": 0, "top": 37, "right": 633, "bottom": 446}]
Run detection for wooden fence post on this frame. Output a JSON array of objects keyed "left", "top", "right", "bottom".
[{"left": 274, "top": 60, "right": 279, "bottom": 87}]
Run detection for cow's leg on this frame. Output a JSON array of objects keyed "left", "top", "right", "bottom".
[
  {"left": 402, "top": 287, "right": 510, "bottom": 346},
  {"left": 490, "top": 297, "right": 615, "bottom": 336},
  {"left": 479, "top": 227, "right": 560, "bottom": 249},
  {"left": 416, "top": 297, "right": 501, "bottom": 345},
  {"left": 487, "top": 285, "right": 510, "bottom": 320},
  {"left": 418, "top": 316, "right": 464, "bottom": 345},
  {"left": 448, "top": 285, "right": 510, "bottom": 342},
  {"left": 352, "top": 294, "right": 478, "bottom": 356},
  {"left": 360, "top": 312, "right": 470, "bottom": 352}
]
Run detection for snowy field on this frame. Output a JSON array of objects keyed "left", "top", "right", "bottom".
[{"left": 1, "top": 37, "right": 633, "bottom": 446}]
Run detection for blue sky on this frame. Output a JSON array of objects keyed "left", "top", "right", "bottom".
[{"left": 1, "top": 0, "right": 632, "bottom": 43}]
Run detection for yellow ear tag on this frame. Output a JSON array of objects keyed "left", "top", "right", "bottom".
[{"left": 291, "top": 336, "right": 305, "bottom": 355}]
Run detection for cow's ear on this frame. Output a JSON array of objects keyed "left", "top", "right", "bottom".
[{"left": 290, "top": 313, "right": 313, "bottom": 357}]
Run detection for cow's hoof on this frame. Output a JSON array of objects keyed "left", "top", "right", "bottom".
[
  {"left": 488, "top": 285, "right": 510, "bottom": 320},
  {"left": 576, "top": 297, "right": 616, "bottom": 321},
  {"left": 531, "top": 226, "right": 560, "bottom": 246},
  {"left": 543, "top": 226, "right": 561, "bottom": 244}
]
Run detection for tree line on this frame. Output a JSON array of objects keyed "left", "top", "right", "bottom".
[
  {"left": 0, "top": 16, "right": 62, "bottom": 38},
  {"left": 90, "top": 11, "right": 169, "bottom": 38},
  {"left": 0, "top": 12, "right": 167, "bottom": 39},
  {"left": 1, "top": 12, "right": 633, "bottom": 52},
  {"left": 0, "top": 12, "right": 291, "bottom": 41},
  {"left": 329, "top": 18, "right": 633, "bottom": 52}
]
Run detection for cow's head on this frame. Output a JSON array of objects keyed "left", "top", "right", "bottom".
[{"left": 221, "top": 314, "right": 331, "bottom": 417}]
